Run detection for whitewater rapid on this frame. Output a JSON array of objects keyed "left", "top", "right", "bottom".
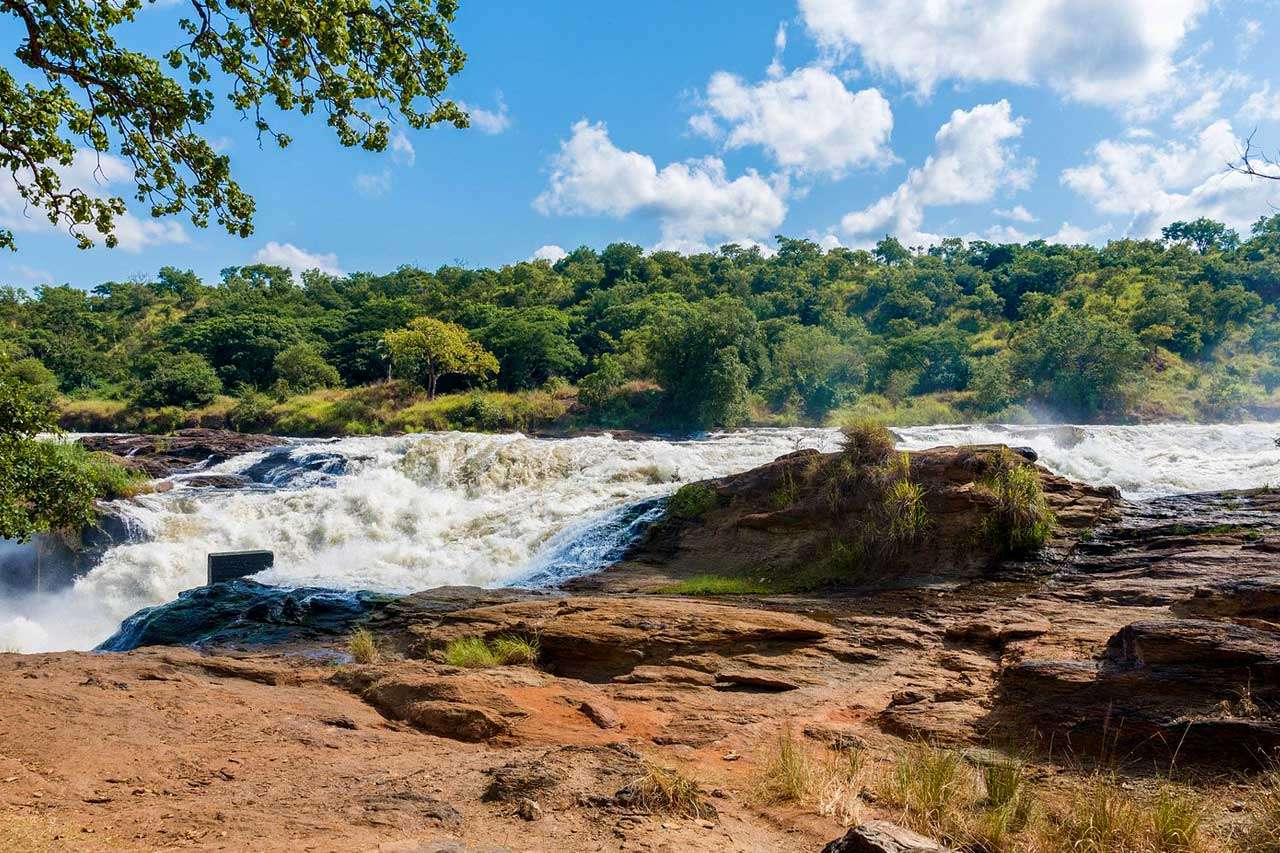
[{"left": 2, "top": 422, "right": 1276, "bottom": 652}]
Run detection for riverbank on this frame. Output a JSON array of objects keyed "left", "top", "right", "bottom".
[{"left": 55, "top": 372, "right": 1280, "bottom": 439}]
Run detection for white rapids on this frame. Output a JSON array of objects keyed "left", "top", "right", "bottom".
[{"left": 2, "top": 422, "right": 1277, "bottom": 652}]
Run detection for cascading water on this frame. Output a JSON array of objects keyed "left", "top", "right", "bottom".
[{"left": 1, "top": 422, "right": 1276, "bottom": 653}]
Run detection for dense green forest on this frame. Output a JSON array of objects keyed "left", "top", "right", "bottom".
[{"left": 3, "top": 215, "right": 1279, "bottom": 435}]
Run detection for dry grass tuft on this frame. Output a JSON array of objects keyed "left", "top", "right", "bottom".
[
  {"left": 623, "top": 761, "right": 715, "bottom": 820},
  {"left": 1237, "top": 764, "right": 1280, "bottom": 852},
  {"left": 347, "top": 627, "right": 379, "bottom": 664},
  {"left": 840, "top": 418, "right": 895, "bottom": 467}
]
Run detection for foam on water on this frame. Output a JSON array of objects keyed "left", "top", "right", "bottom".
[{"left": 2, "top": 422, "right": 1275, "bottom": 652}]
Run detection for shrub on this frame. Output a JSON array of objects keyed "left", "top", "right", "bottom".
[
  {"left": 228, "top": 389, "right": 276, "bottom": 432},
  {"left": 981, "top": 448, "right": 1055, "bottom": 554},
  {"left": 667, "top": 482, "right": 719, "bottom": 519},
  {"left": 839, "top": 418, "right": 895, "bottom": 467},
  {"left": 272, "top": 344, "right": 340, "bottom": 395},
  {"left": 348, "top": 627, "right": 379, "bottom": 664},
  {"left": 133, "top": 352, "right": 222, "bottom": 408}
]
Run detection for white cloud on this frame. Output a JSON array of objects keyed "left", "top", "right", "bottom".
[
  {"left": 535, "top": 120, "right": 788, "bottom": 249},
  {"left": 1044, "top": 222, "right": 1112, "bottom": 244},
  {"left": 0, "top": 149, "right": 188, "bottom": 252},
  {"left": 691, "top": 66, "right": 894, "bottom": 177},
  {"left": 6, "top": 264, "right": 53, "bottom": 286},
  {"left": 798, "top": 0, "right": 1207, "bottom": 108},
  {"left": 354, "top": 170, "right": 393, "bottom": 197},
  {"left": 1241, "top": 82, "right": 1280, "bottom": 123},
  {"left": 995, "top": 205, "right": 1038, "bottom": 223},
  {"left": 530, "top": 244, "right": 568, "bottom": 263},
  {"left": 840, "top": 100, "right": 1034, "bottom": 245},
  {"left": 1172, "top": 89, "right": 1222, "bottom": 129},
  {"left": 1061, "top": 119, "right": 1278, "bottom": 235},
  {"left": 252, "top": 241, "right": 344, "bottom": 278},
  {"left": 767, "top": 23, "right": 788, "bottom": 78},
  {"left": 389, "top": 131, "right": 416, "bottom": 167},
  {"left": 461, "top": 94, "right": 512, "bottom": 135},
  {"left": 1240, "top": 20, "right": 1263, "bottom": 59}
]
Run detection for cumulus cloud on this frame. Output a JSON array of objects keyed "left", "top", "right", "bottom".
[
  {"left": 691, "top": 66, "right": 894, "bottom": 177},
  {"left": 461, "top": 94, "right": 512, "bottom": 135},
  {"left": 530, "top": 244, "right": 568, "bottom": 263},
  {"left": 1061, "top": 119, "right": 1278, "bottom": 236},
  {"left": 253, "top": 241, "right": 344, "bottom": 278},
  {"left": 534, "top": 120, "right": 788, "bottom": 250},
  {"left": 1239, "top": 20, "right": 1263, "bottom": 60},
  {"left": 798, "top": 0, "right": 1207, "bottom": 108},
  {"left": 840, "top": 100, "right": 1034, "bottom": 246},
  {"left": 0, "top": 149, "right": 188, "bottom": 252}
]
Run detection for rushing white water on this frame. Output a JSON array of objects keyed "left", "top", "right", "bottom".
[{"left": 1, "top": 422, "right": 1276, "bottom": 653}]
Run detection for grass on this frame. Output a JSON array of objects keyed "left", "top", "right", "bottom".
[
  {"left": 623, "top": 761, "right": 715, "bottom": 820},
  {"left": 754, "top": 727, "right": 867, "bottom": 826},
  {"left": 770, "top": 466, "right": 800, "bottom": 509},
  {"left": 347, "top": 627, "right": 379, "bottom": 664},
  {"left": 659, "top": 574, "right": 773, "bottom": 596},
  {"left": 442, "top": 634, "right": 539, "bottom": 669},
  {"left": 980, "top": 447, "right": 1055, "bottom": 555},
  {"left": 882, "top": 741, "right": 968, "bottom": 836},
  {"left": 839, "top": 417, "right": 896, "bottom": 467},
  {"left": 1237, "top": 764, "right": 1280, "bottom": 852},
  {"left": 667, "top": 482, "right": 720, "bottom": 520}
]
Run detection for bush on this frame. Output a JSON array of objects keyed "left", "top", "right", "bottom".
[
  {"left": 228, "top": 389, "right": 276, "bottom": 432},
  {"left": 840, "top": 418, "right": 895, "bottom": 466},
  {"left": 667, "top": 482, "right": 719, "bottom": 519},
  {"left": 133, "top": 352, "right": 222, "bottom": 408},
  {"left": 272, "top": 344, "right": 340, "bottom": 395}
]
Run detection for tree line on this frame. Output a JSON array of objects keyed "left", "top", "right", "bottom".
[{"left": 2, "top": 215, "right": 1279, "bottom": 432}]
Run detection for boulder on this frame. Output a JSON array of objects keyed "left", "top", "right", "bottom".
[
  {"left": 78, "top": 429, "right": 281, "bottom": 477},
  {"left": 822, "top": 820, "right": 950, "bottom": 852}
]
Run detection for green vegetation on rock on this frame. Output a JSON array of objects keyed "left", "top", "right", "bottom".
[{"left": 667, "top": 483, "right": 720, "bottom": 520}]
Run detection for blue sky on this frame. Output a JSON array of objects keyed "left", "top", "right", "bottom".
[{"left": 3, "top": 0, "right": 1280, "bottom": 289}]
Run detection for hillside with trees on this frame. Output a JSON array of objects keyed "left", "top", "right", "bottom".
[{"left": 3, "top": 215, "right": 1279, "bottom": 436}]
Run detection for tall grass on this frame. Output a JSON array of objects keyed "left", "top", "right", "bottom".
[
  {"left": 981, "top": 448, "right": 1055, "bottom": 554},
  {"left": 442, "top": 635, "right": 539, "bottom": 668},
  {"left": 1237, "top": 763, "right": 1280, "bottom": 852},
  {"left": 347, "top": 627, "right": 379, "bottom": 664}
]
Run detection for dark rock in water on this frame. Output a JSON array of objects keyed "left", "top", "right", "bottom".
[
  {"left": 1010, "top": 446, "right": 1038, "bottom": 462},
  {"left": 172, "top": 473, "right": 251, "bottom": 489},
  {"left": 1, "top": 506, "right": 143, "bottom": 595},
  {"left": 79, "top": 429, "right": 281, "bottom": 477},
  {"left": 97, "top": 580, "right": 392, "bottom": 651},
  {"left": 239, "top": 446, "right": 348, "bottom": 489}
]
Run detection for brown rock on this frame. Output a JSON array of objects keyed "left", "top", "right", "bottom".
[
  {"left": 577, "top": 699, "right": 622, "bottom": 729},
  {"left": 823, "top": 820, "right": 950, "bottom": 852}
]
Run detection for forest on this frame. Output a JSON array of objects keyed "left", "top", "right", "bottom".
[{"left": 3, "top": 215, "right": 1279, "bottom": 436}]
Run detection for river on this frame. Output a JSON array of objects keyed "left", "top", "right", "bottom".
[{"left": 2, "top": 423, "right": 1277, "bottom": 653}]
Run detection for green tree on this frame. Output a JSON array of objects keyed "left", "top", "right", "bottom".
[
  {"left": 272, "top": 344, "right": 340, "bottom": 395},
  {"left": 383, "top": 317, "right": 498, "bottom": 398},
  {"left": 133, "top": 352, "right": 222, "bottom": 408},
  {"left": 0, "top": 0, "right": 467, "bottom": 251},
  {"left": 648, "top": 297, "right": 760, "bottom": 428},
  {"left": 1011, "top": 309, "right": 1144, "bottom": 418},
  {"left": 0, "top": 368, "right": 98, "bottom": 540},
  {"left": 474, "top": 307, "right": 584, "bottom": 391}
]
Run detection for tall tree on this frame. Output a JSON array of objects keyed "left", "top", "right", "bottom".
[{"left": 0, "top": 0, "right": 468, "bottom": 250}]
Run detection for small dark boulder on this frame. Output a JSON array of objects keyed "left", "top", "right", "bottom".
[{"left": 822, "top": 820, "right": 949, "bottom": 852}]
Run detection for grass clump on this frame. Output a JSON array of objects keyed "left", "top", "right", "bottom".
[
  {"left": 622, "top": 761, "right": 715, "bottom": 820},
  {"left": 347, "top": 627, "right": 379, "bottom": 664},
  {"left": 981, "top": 448, "right": 1055, "bottom": 555},
  {"left": 667, "top": 482, "right": 720, "bottom": 520},
  {"left": 770, "top": 467, "right": 800, "bottom": 509},
  {"left": 881, "top": 474, "right": 929, "bottom": 550},
  {"left": 755, "top": 727, "right": 867, "bottom": 826},
  {"left": 840, "top": 417, "right": 896, "bottom": 467},
  {"left": 1149, "top": 784, "right": 1204, "bottom": 852},
  {"left": 881, "top": 741, "right": 968, "bottom": 836},
  {"left": 660, "top": 575, "right": 773, "bottom": 596},
  {"left": 443, "top": 634, "right": 539, "bottom": 669}
]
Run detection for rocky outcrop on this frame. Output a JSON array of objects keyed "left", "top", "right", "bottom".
[
  {"left": 78, "top": 428, "right": 282, "bottom": 477},
  {"left": 577, "top": 444, "right": 1117, "bottom": 593}
]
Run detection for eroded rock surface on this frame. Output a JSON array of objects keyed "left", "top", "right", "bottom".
[{"left": 78, "top": 428, "right": 282, "bottom": 477}]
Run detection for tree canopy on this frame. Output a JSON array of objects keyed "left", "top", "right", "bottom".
[{"left": 0, "top": 0, "right": 467, "bottom": 250}]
